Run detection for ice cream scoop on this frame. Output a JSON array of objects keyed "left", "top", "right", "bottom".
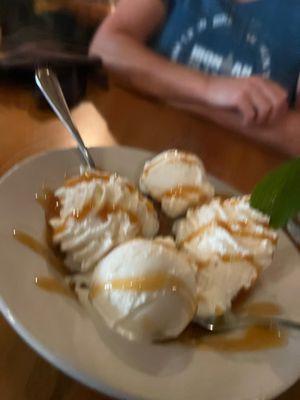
[
  {"left": 173, "top": 196, "right": 278, "bottom": 318},
  {"left": 89, "top": 238, "right": 197, "bottom": 342},
  {"left": 139, "top": 150, "right": 214, "bottom": 218},
  {"left": 49, "top": 170, "right": 159, "bottom": 273}
]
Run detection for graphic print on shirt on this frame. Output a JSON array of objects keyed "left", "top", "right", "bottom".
[{"left": 170, "top": 12, "right": 271, "bottom": 78}]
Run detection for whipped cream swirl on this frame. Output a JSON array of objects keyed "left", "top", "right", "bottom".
[
  {"left": 50, "top": 171, "right": 159, "bottom": 273},
  {"left": 173, "top": 196, "right": 278, "bottom": 317}
]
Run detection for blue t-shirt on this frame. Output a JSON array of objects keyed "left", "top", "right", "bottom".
[{"left": 152, "top": 0, "right": 300, "bottom": 104}]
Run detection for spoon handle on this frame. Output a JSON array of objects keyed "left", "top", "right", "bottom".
[
  {"left": 233, "top": 315, "right": 300, "bottom": 331},
  {"left": 263, "top": 316, "right": 300, "bottom": 331},
  {"left": 35, "top": 67, "right": 95, "bottom": 169},
  {"left": 197, "top": 314, "right": 300, "bottom": 333}
]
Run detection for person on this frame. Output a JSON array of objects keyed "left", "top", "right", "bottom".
[{"left": 89, "top": 0, "right": 300, "bottom": 156}]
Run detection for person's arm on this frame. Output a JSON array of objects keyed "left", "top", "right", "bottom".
[
  {"left": 170, "top": 99, "right": 300, "bottom": 156},
  {"left": 242, "top": 110, "right": 300, "bottom": 156},
  {"left": 211, "top": 78, "right": 300, "bottom": 155},
  {"left": 90, "top": 0, "right": 288, "bottom": 126},
  {"left": 90, "top": 0, "right": 210, "bottom": 111}
]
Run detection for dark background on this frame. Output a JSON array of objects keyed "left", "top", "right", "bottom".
[{"left": 0, "top": 0, "right": 108, "bottom": 106}]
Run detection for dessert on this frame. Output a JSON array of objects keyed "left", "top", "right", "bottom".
[
  {"left": 49, "top": 171, "right": 159, "bottom": 273},
  {"left": 18, "top": 149, "right": 279, "bottom": 347},
  {"left": 139, "top": 150, "right": 214, "bottom": 218},
  {"left": 89, "top": 238, "right": 197, "bottom": 341},
  {"left": 173, "top": 196, "right": 278, "bottom": 318}
]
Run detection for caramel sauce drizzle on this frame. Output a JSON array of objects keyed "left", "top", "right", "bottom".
[
  {"left": 90, "top": 273, "right": 190, "bottom": 300},
  {"left": 34, "top": 276, "right": 73, "bottom": 298},
  {"left": 179, "top": 224, "right": 211, "bottom": 246},
  {"left": 52, "top": 200, "right": 140, "bottom": 233},
  {"left": 72, "top": 200, "right": 95, "bottom": 222},
  {"left": 237, "top": 301, "right": 282, "bottom": 317},
  {"left": 13, "top": 230, "right": 67, "bottom": 276},
  {"left": 125, "top": 182, "right": 135, "bottom": 193},
  {"left": 220, "top": 253, "right": 262, "bottom": 273},
  {"left": 64, "top": 171, "right": 110, "bottom": 187},
  {"left": 98, "top": 204, "right": 139, "bottom": 225},
  {"left": 53, "top": 222, "right": 67, "bottom": 235},
  {"left": 71, "top": 202, "right": 140, "bottom": 225},
  {"left": 35, "top": 188, "right": 61, "bottom": 220},
  {"left": 123, "top": 182, "right": 155, "bottom": 213},
  {"left": 145, "top": 199, "right": 155, "bottom": 212},
  {"left": 161, "top": 185, "right": 208, "bottom": 201},
  {"left": 179, "top": 301, "right": 286, "bottom": 351},
  {"left": 143, "top": 152, "right": 200, "bottom": 176},
  {"left": 14, "top": 192, "right": 75, "bottom": 296},
  {"left": 193, "top": 252, "right": 261, "bottom": 273},
  {"left": 124, "top": 181, "right": 155, "bottom": 213},
  {"left": 179, "top": 218, "right": 277, "bottom": 271},
  {"left": 219, "top": 219, "right": 277, "bottom": 243},
  {"left": 125, "top": 182, "right": 154, "bottom": 212},
  {"left": 40, "top": 181, "right": 143, "bottom": 237},
  {"left": 36, "top": 188, "right": 66, "bottom": 236},
  {"left": 181, "top": 219, "right": 277, "bottom": 246},
  {"left": 215, "top": 192, "right": 231, "bottom": 201},
  {"left": 180, "top": 324, "right": 285, "bottom": 352}
]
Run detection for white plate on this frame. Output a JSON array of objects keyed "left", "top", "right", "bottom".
[{"left": 1, "top": 146, "right": 300, "bottom": 400}]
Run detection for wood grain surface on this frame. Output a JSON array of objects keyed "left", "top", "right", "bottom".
[{"left": 0, "top": 78, "right": 298, "bottom": 400}]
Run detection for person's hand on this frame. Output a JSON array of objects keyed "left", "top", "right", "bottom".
[{"left": 206, "top": 75, "right": 288, "bottom": 125}]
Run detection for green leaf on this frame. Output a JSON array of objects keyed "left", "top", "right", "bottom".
[{"left": 250, "top": 158, "right": 300, "bottom": 229}]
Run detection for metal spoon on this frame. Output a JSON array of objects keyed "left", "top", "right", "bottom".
[
  {"left": 35, "top": 67, "right": 95, "bottom": 169},
  {"left": 196, "top": 313, "right": 300, "bottom": 333}
]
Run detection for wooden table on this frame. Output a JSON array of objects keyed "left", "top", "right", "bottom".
[{"left": 0, "top": 79, "right": 298, "bottom": 400}]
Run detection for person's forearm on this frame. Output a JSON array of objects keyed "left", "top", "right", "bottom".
[
  {"left": 90, "top": 30, "right": 210, "bottom": 106},
  {"left": 218, "top": 108, "right": 300, "bottom": 156},
  {"left": 242, "top": 110, "right": 300, "bottom": 156},
  {"left": 172, "top": 100, "right": 300, "bottom": 156}
]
